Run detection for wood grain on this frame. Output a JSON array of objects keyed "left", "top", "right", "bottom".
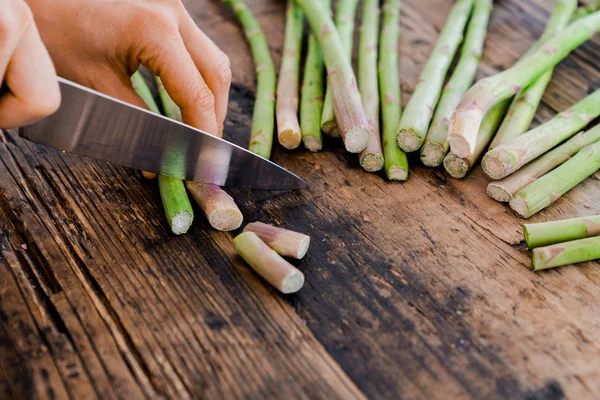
[{"left": 1, "top": 0, "right": 599, "bottom": 399}]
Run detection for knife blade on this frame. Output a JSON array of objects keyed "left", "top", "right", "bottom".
[{"left": 17, "top": 77, "right": 308, "bottom": 190}]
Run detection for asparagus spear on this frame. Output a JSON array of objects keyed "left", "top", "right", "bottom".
[
  {"left": 226, "top": 0, "right": 276, "bottom": 159},
  {"left": 421, "top": 0, "right": 492, "bottom": 167},
  {"left": 396, "top": 0, "right": 474, "bottom": 152},
  {"left": 489, "top": 0, "right": 577, "bottom": 148},
  {"left": 243, "top": 222, "right": 311, "bottom": 259},
  {"left": 509, "top": 140, "right": 600, "bottom": 219},
  {"left": 300, "top": 0, "right": 330, "bottom": 152},
  {"left": 320, "top": 0, "right": 359, "bottom": 137},
  {"left": 487, "top": 124, "right": 600, "bottom": 202},
  {"left": 297, "top": 0, "right": 370, "bottom": 153},
  {"left": 155, "top": 77, "right": 244, "bottom": 232},
  {"left": 234, "top": 232, "right": 305, "bottom": 294},
  {"left": 443, "top": 99, "right": 509, "bottom": 179},
  {"left": 532, "top": 236, "right": 600, "bottom": 271},
  {"left": 358, "top": 0, "right": 384, "bottom": 172},
  {"left": 276, "top": 1, "right": 303, "bottom": 150},
  {"left": 482, "top": 89, "right": 600, "bottom": 180},
  {"left": 131, "top": 71, "right": 160, "bottom": 179},
  {"left": 524, "top": 215, "right": 600, "bottom": 248},
  {"left": 379, "top": 0, "right": 408, "bottom": 181},
  {"left": 449, "top": 11, "right": 600, "bottom": 159}
]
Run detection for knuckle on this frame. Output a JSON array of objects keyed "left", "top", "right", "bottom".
[
  {"left": 30, "top": 87, "right": 61, "bottom": 119},
  {"left": 191, "top": 87, "right": 215, "bottom": 111},
  {"left": 0, "top": 1, "right": 33, "bottom": 39}
]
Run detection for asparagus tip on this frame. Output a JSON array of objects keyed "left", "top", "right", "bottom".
[
  {"left": 359, "top": 153, "right": 385, "bottom": 172},
  {"left": 397, "top": 127, "right": 423, "bottom": 152},
  {"left": 303, "top": 136, "right": 323, "bottom": 152},
  {"left": 420, "top": 142, "right": 446, "bottom": 167},
  {"left": 344, "top": 125, "right": 370, "bottom": 153},
  {"left": 170, "top": 211, "right": 194, "bottom": 235},
  {"left": 387, "top": 166, "right": 408, "bottom": 181},
  {"left": 443, "top": 153, "right": 469, "bottom": 179},
  {"left": 486, "top": 182, "right": 513, "bottom": 202}
]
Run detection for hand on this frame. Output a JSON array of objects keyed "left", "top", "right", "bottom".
[
  {"left": 0, "top": 0, "right": 60, "bottom": 129},
  {"left": 25, "top": 0, "right": 231, "bottom": 137}
]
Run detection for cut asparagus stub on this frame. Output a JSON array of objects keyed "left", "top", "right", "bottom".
[
  {"left": 488, "top": 124, "right": 600, "bottom": 202},
  {"left": 186, "top": 182, "right": 243, "bottom": 231},
  {"left": 509, "top": 140, "right": 600, "bottom": 219},
  {"left": 532, "top": 236, "right": 600, "bottom": 271},
  {"left": 321, "top": 0, "right": 358, "bottom": 137},
  {"left": 482, "top": 89, "right": 600, "bottom": 180},
  {"left": 443, "top": 99, "right": 509, "bottom": 179},
  {"left": 396, "top": 0, "right": 475, "bottom": 153},
  {"left": 298, "top": 0, "right": 369, "bottom": 153},
  {"left": 421, "top": 0, "right": 493, "bottom": 167},
  {"left": 449, "top": 11, "right": 600, "bottom": 159},
  {"left": 379, "top": 0, "right": 408, "bottom": 181},
  {"left": 489, "top": 0, "right": 577, "bottom": 148},
  {"left": 243, "top": 222, "right": 311, "bottom": 259},
  {"left": 158, "top": 176, "right": 194, "bottom": 235},
  {"left": 155, "top": 77, "right": 182, "bottom": 122},
  {"left": 524, "top": 215, "right": 600, "bottom": 249},
  {"left": 226, "top": 0, "right": 276, "bottom": 159},
  {"left": 358, "top": 0, "right": 383, "bottom": 173},
  {"left": 132, "top": 71, "right": 159, "bottom": 179},
  {"left": 276, "top": 1, "right": 303, "bottom": 150},
  {"left": 234, "top": 232, "right": 305, "bottom": 294}
]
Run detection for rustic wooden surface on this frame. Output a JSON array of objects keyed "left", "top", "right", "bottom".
[{"left": 1, "top": 0, "right": 599, "bottom": 399}]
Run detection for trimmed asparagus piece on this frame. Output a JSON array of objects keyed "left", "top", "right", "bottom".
[
  {"left": 482, "top": 89, "right": 600, "bottom": 180},
  {"left": 396, "top": 0, "right": 474, "bottom": 152},
  {"left": 488, "top": 124, "right": 600, "bottom": 202},
  {"left": 158, "top": 175, "right": 194, "bottom": 235},
  {"left": 449, "top": 11, "right": 600, "bottom": 159},
  {"left": 186, "top": 182, "right": 243, "bottom": 231},
  {"left": 155, "top": 76, "right": 182, "bottom": 122},
  {"left": 524, "top": 215, "right": 600, "bottom": 248},
  {"left": 443, "top": 99, "right": 509, "bottom": 179},
  {"left": 421, "top": 0, "right": 492, "bottom": 167},
  {"left": 234, "top": 232, "right": 305, "bottom": 294},
  {"left": 532, "top": 236, "right": 600, "bottom": 271},
  {"left": 509, "top": 140, "right": 600, "bottom": 219},
  {"left": 358, "top": 0, "right": 384, "bottom": 172},
  {"left": 489, "top": 0, "right": 577, "bottom": 148},
  {"left": 300, "top": 0, "right": 330, "bottom": 152},
  {"left": 321, "top": 0, "right": 359, "bottom": 137},
  {"left": 243, "top": 222, "right": 310, "bottom": 259},
  {"left": 226, "top": 0, "right": 276, "bottom": 159},
  {"left": 276, "top": 1, "right": 303, "bottom": 150},
  {"left": 298, "top": 0, "right": 370, "bottom": 153},
  {"left": 131, "top": 71, "right": 159, "bottom": 179},
  {"left": 379, "top": 0, "right": 408, "bottom": 180}
]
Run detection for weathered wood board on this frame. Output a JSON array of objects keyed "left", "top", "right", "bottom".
[{"left": 1, "top": 0, "right": 599, "bottom": 399}]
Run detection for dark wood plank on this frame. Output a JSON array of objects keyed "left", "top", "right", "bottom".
[{"left": 1, "top": 0, "right": 599, "bottom": 399}]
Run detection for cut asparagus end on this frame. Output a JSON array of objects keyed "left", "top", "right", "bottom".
[
  {"left": 234, "top": 232, "right": 305, "bottom": 294},
  {"left": 186, "top": 181, "right": 243, "bottom": 231},
  {"left": 359, "top": 152, "right": 385, "bottom": 172},
  {"left": 243, "top": 222, "right": 311, "bottom": 259},
  {"left": 142, "top": 171, "right": 157, "bottom": 179},
  {"left": 208, "top": 209, "right": 243, "bottom": 232},
  {"left": 303, "top": 135, "right": 323, "bottom": 152},
  {"left": 321, "top": 119, "right": 340, "bottom": 137},
  {"left": 158, "top": 175, "right": 195, "bottom": 235},
  {"left": 486, "top": 183, "right": 513, "bottom": 202},
  {"left": 343, "top": 125, "right": 370, "bottom": 153},
  {"left": 397, "top": 127, "right": 423, "bottom": 152},
  {"left": 443, "top": 153, "right": 470, "bottom": 179},
  {"left": 481, "top": 152, "right": 508, "bottom": 180},
  {"left": 523, "top": 224, "right": 532, "bottom": 248},
  {"left": 420, "top": 142, "right": 447, "bottom": 167},
  {"left": 387, "top": 165, "right": 408, "bottom": 181},
  {"left": 278, "top": 128, "right": 302, "bottom": 150},
  {"left": 509, "top": 195, "right": 532, "bottom": 219},
  {"left": 171, "top": 212, "right": 194, "bottom": 235},
  {"left": 448, "top": 106, "right": 485, "bottom": 158}
]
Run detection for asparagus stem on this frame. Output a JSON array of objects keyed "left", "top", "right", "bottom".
[
  {"left": 243, "top": 222, "right": 311, "bottom": 259},
  {"left": 396, "top": 0, "right": 474, "bottom": 152},
  {"left": 443, "top": 99, "right": 509, "bottom": 179},
  {"left": 131, "top": 71, "right": 159, "bottom": 179},
  {"left": 482, "top": 89, "right": 600, "bottom": 180},
  {"left": 155, "top": 76, "right": 243, "bottom": 232},
  {"left": 509, "top": 140, "right": 600, "bottom": 219},
  {"left": 276, "top": 1, "right": 303, "bottom": 150},
  {"left": 158, "top": 175, "right": 194, "bottom": 235},
  {"left": 532, "top": 236, "right": 600, "bottom": 271},
  {"left": 489, "top": 0, "right": 577, "bottom": 148},
  {"left": 234, "top": 232, "right": 305, "bottom": 294},
  {"left": 379, "top": 0, "right": 408, "bottom": 181},
  {"left": 297, "top": 0, "right": 370, "bottom": 153},
  {"left": 487, "top": 124, "right": 600, "bottom": 202},
  {"left": 421, "top": 0, "right": 492, "bottom": 167},
  {"left": 448, "top": 11, "right": 600, "bottom": 159},
  {"left": 357, "top": 0, "right": 384, "bottom": 172},
  {"left": 300, "top": 0, "right": 330, "bottom": 152},
  {"left": 186, "top": 182, "right": 243, "bottom": 231},
  {"left": 524, "top": 214, "right": 600, "bottom": 248},
  {"left": 226, "top": 0, "right": 276, "bottom": 159},
  {"left": 320, "top": 0, "right": 359, "bottom": 137}
]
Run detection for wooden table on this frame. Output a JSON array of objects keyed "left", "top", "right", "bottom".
[{"left": 1, "top": 1, "right": 599, "bottom": 399}]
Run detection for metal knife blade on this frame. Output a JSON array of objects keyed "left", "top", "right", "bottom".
[{"left": 18, "top": 77, "right": 308, "bottom": 190}]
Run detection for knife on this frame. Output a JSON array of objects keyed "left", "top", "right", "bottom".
[{"left": 17, "top": 77, "right": 308, "bottom": 190}]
